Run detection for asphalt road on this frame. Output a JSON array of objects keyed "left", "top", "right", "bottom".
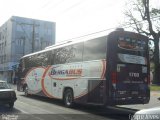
[
  {"left": 0, "top": 90, "right": 136, "bottom": 120},
  {"left": 0, "top": 85, "right": 159, "bottom": 120},
  {"left": 118, "top": 91, "right": 160, "bottom": 109}
]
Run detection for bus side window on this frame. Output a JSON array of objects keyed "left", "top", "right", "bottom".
[
  {"left": 49, "top": 50, "right": 55, "bottom": 65},
  {"left": 54, "top": 45, "right": 75, "bottom": 64},
  {"left": 25, "top": 56, "right": 33, "bottom": 68},
  {"left": 22, "top": 59, "right": 25, "bottom": 71},
  {"left": 31, "top": 54, "right": 40, "bottom": 67},
  {"left": 83, "top": 36, "right": 107, "bottom": 61},
  {"left": 37, "top": 52, "right": 49, "bottom": 67},
  {"left": 18, "top": 61, "right": 22, "bottom": 72},
  {"left": 70, "top": 43, "right": 83, "bottom": 62}
]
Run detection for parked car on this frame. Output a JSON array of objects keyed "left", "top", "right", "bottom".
[
  {"left": 0, "top": 80, "right": 17, "bottom": 108},
  {"left": 131, "top": 107, "right": 160, "bottom": 120}
]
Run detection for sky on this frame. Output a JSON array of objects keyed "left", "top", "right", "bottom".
[{"left": 0, "top": 0, "right": 159, "bottom": 43}]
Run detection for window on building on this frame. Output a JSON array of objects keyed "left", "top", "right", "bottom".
[
  {"left": 3, "top": 55, "right": 6, "bottom": 63},
  {"left": 0, "top": 56, "right": 2, "bottom": 64},
  {"left": 0, "top": 32, "right": 1, "bottom": 40},
  {"left": 16, "top": 24, "right": 22, "bottom": 32},
  {"left": 16, "top": 39, "right": 24, "bottom": 46},
  {"left": 2, "top": 43, "right": 4, "bottom": 50}
]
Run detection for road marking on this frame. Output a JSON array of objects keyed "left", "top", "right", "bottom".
[
  {"left": 15, "top": 102, "right": 47, "bottom": 120},
  {"left": 16, "top": 100, "right": 54, "bottom": 114},
  {"left": 17, "top": 95, "right": 86, "bottom": 114},
  {"left": 18, "top": 108, "right": 29, "bottom": 114},
  {"left": 15, "top": 101, "right": 99, "bottom": 120}
]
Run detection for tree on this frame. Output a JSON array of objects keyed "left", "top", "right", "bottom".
[{"left": 123, "top": 0, "right": 160, "bottom": 84}]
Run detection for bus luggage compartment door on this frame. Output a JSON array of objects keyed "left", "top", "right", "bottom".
[
  {"left": 87, "top": 80, "right": 105, "bottom": 104},
  {"left": 113, "top": 64, "right": 149, "bottom": 104}
]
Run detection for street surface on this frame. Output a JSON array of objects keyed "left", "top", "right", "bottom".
[
  {"left": 119, "top": 91, "right": 160, "bottom": 109},
  {"left": 0, "top": 85, "right": 159, "bottom": 120}
]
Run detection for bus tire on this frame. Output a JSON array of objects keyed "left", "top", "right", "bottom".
[
  {"left": 24, "top": 86, "right": 29, "bottom": 97},
  {"left": 63, "top": 89, "right": 74, "bottom": 107}
]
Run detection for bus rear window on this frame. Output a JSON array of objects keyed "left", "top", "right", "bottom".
[
  {"left": 118, "top": 37, "right": 146, "bottom": 51},
  {"left": 118, "top": 53, "right": 147, "bottom": 65}
]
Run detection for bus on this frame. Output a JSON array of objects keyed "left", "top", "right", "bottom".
[{"left": 17, "top": 28, "right": 150, "bottom": 107}]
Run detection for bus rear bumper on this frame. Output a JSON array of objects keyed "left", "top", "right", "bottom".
[{"left": 111, "top": 97, "right": 150, "bottom": 105}]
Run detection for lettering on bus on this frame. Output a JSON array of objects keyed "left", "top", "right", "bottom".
[
  {"left": 118, "top": 37, "right": 146, "bottom": 51},
  {"left": 50, "top": 68, "right": 82, "bottom": 77},
  {"left": 129, "top": 72, "right": 139, "bottom": 78}
]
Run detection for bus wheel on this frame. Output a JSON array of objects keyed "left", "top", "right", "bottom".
[
  {"left": 24, "top": 86, "right": 29, "bottom": 97},
  {"left": 64, "top": 89, "right": 74, "bottom": 107}
]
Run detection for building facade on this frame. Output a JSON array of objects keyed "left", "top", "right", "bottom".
[{"left": 0, "top": 16, "right": 56, "bottom": 82}]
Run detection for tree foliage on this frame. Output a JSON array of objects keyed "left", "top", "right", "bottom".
[
  {"left": 124, "top": 0, "right": 160, "bottom": 36},
  {"left": 123, "top": 0, "right": 160, "bottom": 84}
]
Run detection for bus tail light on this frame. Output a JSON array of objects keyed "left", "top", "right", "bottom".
[
  {"left": 147, "top": 75, "right": 150, "bottom": 85},
  {"left": 111, "top": 72, "right": 117, "bottom": 88},
  {"left": 144, "top": 76, "right": 150, "bottom": 85}
]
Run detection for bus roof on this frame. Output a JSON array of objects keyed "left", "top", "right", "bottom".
[
  {"left": 21, "top": 31, "right": 109, "bottom": 59},
  {"left": 21, "top": 29, "right": 147, "bottom": 59}
]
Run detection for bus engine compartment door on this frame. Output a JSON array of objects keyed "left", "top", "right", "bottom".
[{"left": 115, "top": 64, "right": 148, "bottom": 99}]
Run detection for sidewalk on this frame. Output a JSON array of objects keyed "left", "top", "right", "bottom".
[{"left": 151, "top": 91, "right": 160, "bottom": 100}]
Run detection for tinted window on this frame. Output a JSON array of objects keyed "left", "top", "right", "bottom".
[
  {"left": 54, "top": 45, "right": 75, "bottom": 64},
  {"left": 36, "top": 52, "right": 49, "bottom": 67},
  {"left": 83, "top": 36, "right": 107, "bottom": 61},
  {"left": 21, "top": 59, "right": 25, "bottom": 70},
  {"left": 118, "top": 37, "right": 147, "bottom": 51},
  {"left": 25, "top": 55, "right": 38, "bottom": 68},
  {"left": 24, "top": 56, "right": 32, "bottom": 68},
  {"left": 117, "top": 37, "right": 148, "bottom": 57},
  {"left": 24, "top": 52, "right": 49, "bottom": 68},
  {"left": 48, "top": 43, "right": 83, "bottom": 65},
  {"left": 70, "top": 43, "right": 83, "bottom": 62},
  {"left": 48, "top": 50, "right": 54, "bottom": 65}
]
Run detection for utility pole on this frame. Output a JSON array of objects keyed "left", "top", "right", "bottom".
[
  {"left": 22, "top": 36, "right": 25, "bottom": 55},
  {"left": 11, "top": 19, "right": 39, "bottom": 53},
  {"left": 31, "top": 21, "right": 40, "bottom": 53},
  {"left": 23, "top": 21, "right": 39, "bottom": 53},
  {"left": 32, "top": 21, "right": 35, "bottom": 53}
]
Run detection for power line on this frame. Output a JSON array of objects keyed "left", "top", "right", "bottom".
[
  {"left": 60, "top": 27, "right": 115, "bottom": 42},
  {"left": 41, "top": 0, "right": 53, "bottom": 9},
  {"left": 59, "top": 16, "right": 160, "bottom": 42},
  {"left": 60, "top": 0, "right": 87, "bottom": 15},
  {"left": 39, "top": 0, "right": 90, "bottom": 19},
  {"left": 48, "top": 0, "right": 66, "bottom": 10}
]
